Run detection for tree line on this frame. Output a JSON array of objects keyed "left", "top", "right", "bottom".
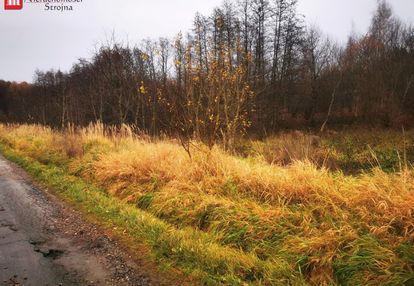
[{"left": 1, "top": 0, "right": 413, "bottom": 146}]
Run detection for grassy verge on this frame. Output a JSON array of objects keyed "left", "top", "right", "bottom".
[
  {"left": 0, "top": 124, "right": 413, "bottom": 285},
  {"left": 0, "top": 142, "right": 301, "bottom": 286}
]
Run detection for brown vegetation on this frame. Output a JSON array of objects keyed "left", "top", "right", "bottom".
[{"left": 0, "top": 124, "right": 413, "bottom": 285}]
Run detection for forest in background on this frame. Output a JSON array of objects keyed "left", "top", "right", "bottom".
[{"left": 1, "top": 0, "right": 414, "bottom": 147}]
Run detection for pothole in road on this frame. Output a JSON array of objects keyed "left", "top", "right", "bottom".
[{"left": 34, "top": 247, "right": 65, "bottom": 260}]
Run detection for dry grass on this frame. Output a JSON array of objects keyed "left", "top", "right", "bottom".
[{"left": 0, "top": 123, "right": 413, "bottom": 285}]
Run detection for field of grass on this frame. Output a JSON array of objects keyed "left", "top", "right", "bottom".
[{"left": 0, "top": 123, "right": 413, "bottom": 285}]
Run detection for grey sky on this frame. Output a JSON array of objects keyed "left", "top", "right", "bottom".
[{"left": 0, "top": 0, "right": 413, "bottom": 83}]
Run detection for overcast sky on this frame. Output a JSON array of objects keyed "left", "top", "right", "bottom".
[{"left": 0, "top": 0, "right": 413, "bottom": 83}]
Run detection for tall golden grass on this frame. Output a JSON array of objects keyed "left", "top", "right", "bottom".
[{"left": 0, "top": 123, "right": 413, "bottom": 285}]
